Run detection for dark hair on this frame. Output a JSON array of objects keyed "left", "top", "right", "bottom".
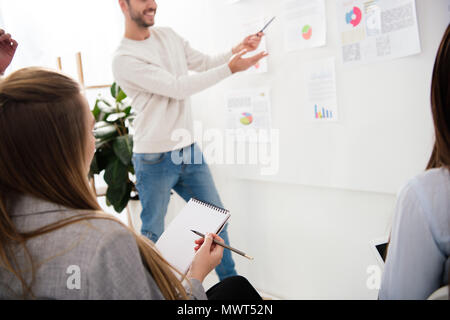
[
  {"left": 385, "top": 25, "right": 450, "bottom": 276},
  {"left": 426, "top": 24, "right": 450, "bottom": 170}
]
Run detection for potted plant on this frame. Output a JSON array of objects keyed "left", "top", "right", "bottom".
[{"left": 89, "top": 83, "right": 138, "bottom": 213}]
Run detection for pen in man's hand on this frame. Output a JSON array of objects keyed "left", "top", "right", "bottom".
[{"left": 259, "top": 16, "right": 276, "bottom": 34}]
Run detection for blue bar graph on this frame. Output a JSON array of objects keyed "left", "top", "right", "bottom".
[{"left": 314, "top": 104, "right": 334, "bottom": 119}]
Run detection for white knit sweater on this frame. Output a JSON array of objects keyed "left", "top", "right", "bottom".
[{"left": 112, "top": 27, "right": 232, "bottom": 153}]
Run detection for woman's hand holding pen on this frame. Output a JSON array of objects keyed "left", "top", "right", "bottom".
[{"left": 187, "top": 233, "right": 224, "bottom": 283}]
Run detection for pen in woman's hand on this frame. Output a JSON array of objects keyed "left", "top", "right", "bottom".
[{"left": 191, "top": 230, "right": 254, "bottom": 260}]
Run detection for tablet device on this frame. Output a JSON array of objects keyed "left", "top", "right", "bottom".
[{"left": 369, "top": 236, "right": 389, "bottom": 266}]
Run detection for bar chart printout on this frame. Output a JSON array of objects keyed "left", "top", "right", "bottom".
[
  {"left": 304, "top": 57, "right": 339, "bottom": 122},
  {"left": 315, "top": 105, "right": 335, "bottom": 119}
]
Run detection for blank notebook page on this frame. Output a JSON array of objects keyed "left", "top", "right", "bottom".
[{"left": 155, "top": 198, "right": 230, "bottom": 275}]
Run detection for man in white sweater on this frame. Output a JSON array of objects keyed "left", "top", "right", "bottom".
[{"left": 113, "top": 0, "right": 267, "bottom": 280}]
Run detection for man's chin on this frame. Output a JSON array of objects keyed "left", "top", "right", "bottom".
[
  {"left": 131, "top": 15, "right": 155, "bottom": 28},
  {"left": 143, "top": 19, "right": 155, "bottom": 28},
  {"left": 136, "top": 20, "right": 154, "bottom": 28}
]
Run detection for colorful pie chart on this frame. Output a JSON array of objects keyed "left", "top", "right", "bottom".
[
  {"left": 240, "top": 112, "right": 253, "bottom": 126},
  {"left": 346, "top": 6, "right": 362, "bottom": 27},
  {"left": 302, "top": 25, "right": 312, "bottom": 40}
]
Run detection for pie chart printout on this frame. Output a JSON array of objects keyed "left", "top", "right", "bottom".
[
  {"left": 302, "top": 25, "right": 312, "bottom": 40},
  {"left": 240, "top": 112, "right": 254, "bottom": 126},
  {"left": 345, "top": 6, "right": 362, "bottom": 27}
]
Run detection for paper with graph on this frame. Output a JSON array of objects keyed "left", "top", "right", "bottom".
[
  {"left": 337, "top": 0, "right": 421, "bottom": 65},
  {"left": 304, "top": 57, "right": 339, "bottom": 122},
  {"left": 282, "top": 0, "right": 327, "bottom": 52},
  {"left": 226, "top": 88, "right": 272, "bottom": 141}
]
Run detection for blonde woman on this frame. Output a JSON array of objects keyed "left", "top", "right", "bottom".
[{"left": 0, "top": 67, "right": 261, "bottom": 300}]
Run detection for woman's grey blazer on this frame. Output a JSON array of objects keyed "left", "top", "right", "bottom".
[{"left": 0, "top": 194, "right": 207, "bottom": 300}]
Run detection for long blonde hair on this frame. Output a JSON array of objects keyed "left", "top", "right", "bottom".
[{"left": 0, "top": 67, "right": 189, "bottom": 299}]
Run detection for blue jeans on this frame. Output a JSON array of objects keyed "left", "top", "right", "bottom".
[{"left": 132, "top": 143, "right": 237, "bottom": 281}]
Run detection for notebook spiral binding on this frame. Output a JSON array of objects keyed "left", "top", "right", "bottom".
[{"left": 191, "top": 198, "right": 229, "bottom": 214}]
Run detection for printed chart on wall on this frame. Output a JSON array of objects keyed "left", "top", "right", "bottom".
[
  {"left": 304, "top": 57, "right": 339, "bottom": 122},
  {"left": 226, "top": 88, "right": 272, "bottom": 142},
  {"left": 337, "top": 0, "right": 421, "bottom": 65},
  {"left": 240, "top": 17, "right": 269, "bottom": 75},
  {"left": 282, "top": 0, "right": 327, "bottom": 52}
]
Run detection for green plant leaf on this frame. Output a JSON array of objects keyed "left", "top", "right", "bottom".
[
  {"left": 104, "top": 158, "right": 128, "bottom": 186},
  {"left": 97, "top": 99, "right": 115, "bottom": 114},
  {"left": 123, "top": 106, "right": 132, "bottom": 116},
  {"left": 106, "top": 184, "right": 126, "bottom": 212},
  {"left": 110, "top": 83, "right": 117, "bottom": 99},
  {"left": 89, "top": 153, "right": 100, "bottom": 176},
  {"left": 94, "top": 121, "right": 110, "bottom": 130},
  {"left": 93, "top": 146, "right": 115, "bottom": 173},
  {"left": 95, "top": 137, "right": 114, "bottom": 150},
  {"left": 116, "top": 87, "right": 127, "bottom": 103},
  {"left": 106, "top": 112, "right": 127, "bottom": 123},
  {"left": 104, "top": 158, "right": 132, "bottom": 213},
  {"left": 90, "top": 82, "right": 136, "bottom": 213},
  {"left": 92, "top": 100, "right": 102, "bottom": 121},
  {"left": 94, "top": 124, "right": 118, "bottom": 140},
  {"left": 110, "top": 182, "right": 133, "bottom": 213},
  {"left": 113, "top": 135, "right": 133, "bottom": 166},
  {"left": 98, "top": 98, "right": 112, "bottom": 107}
]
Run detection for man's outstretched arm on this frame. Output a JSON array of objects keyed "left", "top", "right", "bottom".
[
  {"left": 113, "top": 50, "right": 267, "bottom": 101},
  {"left": 180, "top": 30, "right": 265, "bottom": 73}
]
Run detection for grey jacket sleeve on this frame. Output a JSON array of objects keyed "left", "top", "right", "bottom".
[
  {"left": 184, "top": 279, "right": 208, "bottom": 300},
  {"left": 86, "top": 227, "right": 206, "bottom": 300},
  {"left": 379, "top": 182, "right": 446, "bottom": 300}
]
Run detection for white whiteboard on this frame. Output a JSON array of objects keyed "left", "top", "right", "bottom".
[{"left": 194, "top": 0, "right": 450, "bottom": 195}]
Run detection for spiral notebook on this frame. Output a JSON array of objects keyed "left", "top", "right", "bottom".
[{"left": 155, "top": 198, "right": 231, "bottom": 276}]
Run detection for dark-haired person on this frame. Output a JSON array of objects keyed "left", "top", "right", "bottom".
[
  {"left": 0, "top": 67, "right": 261, "bottom": 300},
  {"left": 0, "top": 28, "right": 18, "bottom": 75},
  {"left": 379, "top": 25, "right": 450, "bottom": 300},
  {"left": 112, "top": 0, "right": 268, "bottom": 282}
]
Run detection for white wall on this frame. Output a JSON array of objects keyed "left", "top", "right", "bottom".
[
  {"left": 0, "top": 0, "right": 124, "bottom": 109},
  {"left": 213, "top": 170, "right": 396, "bottom": 299},
  {"left": 201, "top": 0, "right": 450, "bottom": 195},
  {"left": 163, "top": 166, "right": 395, "bottom": 299},
  {"left": 161, "top": 0, "right": 446, "bottom": 299},
  {"left": 129, "top": 0, "right": 444, "bottom": 299},
  {"left": 155, "top": 0, "right": 397, "bottom": 297},
  {"left": 2, "top": 0, "right": 446, "bottom": 299}
]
